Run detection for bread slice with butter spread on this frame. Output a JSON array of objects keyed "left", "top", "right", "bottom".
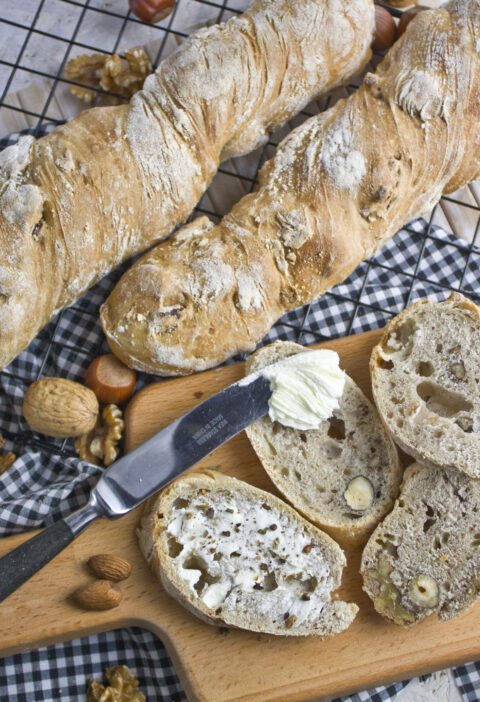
[
  {"left": 138, "top": 470, "right": 358, "bottom": 637},
  {"left": 361, "top": 462, "right": 480, "bottom": 625},
  {"left": 245, "top": 341, "right": 402, "bottom": 548}
]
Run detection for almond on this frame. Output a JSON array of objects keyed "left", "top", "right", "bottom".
[
  {"left": 74, "top": 580, "right": 122, "bottom": 610},
  {"left": 23, "top": 377, "right": 99, "bottom": 438},
  {"left": 87, "top": 554, "right": 132, "bottom": 581}
]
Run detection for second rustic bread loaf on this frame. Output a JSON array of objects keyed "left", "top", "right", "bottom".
[
  {"left": 138, "top": 470, "right": 358, "bottom": 636},
  {"left": 361, "top": 462, "right": 480, "bottom": 625},
  {"left": 370, "top": 293, "right": 480, "bottom": 479},
  {"left": 245, "top": 341, "right": 401, "bottom": 548},
  {"left": 101, "top": 0, "right": 480, "bottom": 376}
]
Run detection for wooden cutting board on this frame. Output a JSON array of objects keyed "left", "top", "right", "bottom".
[{"left": 1, "top": 328, "right": 479, "bottom": 702}]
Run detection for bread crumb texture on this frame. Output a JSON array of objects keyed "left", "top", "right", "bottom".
[
  {"left": 371, "top": 293, "right": 480, "bottom": 478},
  {"left": 138, "top": 471, "right": 358, "bottom": 637},
  {"left": 361, "top": 463, "right": 480, "bottom": 625}
]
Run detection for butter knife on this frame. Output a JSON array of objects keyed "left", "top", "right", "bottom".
[{"left": 0, "top": 374, "right": 271, "bottom": 604}]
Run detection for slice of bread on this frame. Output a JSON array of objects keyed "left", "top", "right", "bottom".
[
  {"left": 370, "top": 293, "right": 480, "bottom": 479},
  {"left": 245, "top": 341, "right": 402, "bottom": 548},
  {"left": 361, "top": 462, "right": 480, "bottom": 626},
  {"left": 138, "top": 470, "right": 358, "bottom": 637}
]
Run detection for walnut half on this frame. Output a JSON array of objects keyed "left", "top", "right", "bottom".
[
  {"left": 75, "top": 404, "right": 124, "bottom": 467},
  {"left": 87, "top": 665, "right": 146, "bottom": 702},
  {"left": 65, "top": 48, "right": 151, "bottom": 105}
]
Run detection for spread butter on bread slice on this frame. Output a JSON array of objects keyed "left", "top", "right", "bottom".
[
  {"left": 361, "top": 462, "right": 480, "bottom": 625},
  {"left": 371, "top": 293, "right": 480, "bottom": 479},
  {"left": 245, "top": 341, "right": 402, "bottom": 548},
  {"left": 138, "top": 470, "right": 358, "bottom": 637}
]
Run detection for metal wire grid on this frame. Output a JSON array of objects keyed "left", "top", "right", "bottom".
[{"left": 1, "top": 0, "right": 480, "bottom": 462}]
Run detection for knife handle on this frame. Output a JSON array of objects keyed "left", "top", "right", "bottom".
[
  {"left": 0, "top": 499, "right": 101, "bottom": 604},
  {"left": 0, "top": 520, "right": 74, "bottom": 604}
]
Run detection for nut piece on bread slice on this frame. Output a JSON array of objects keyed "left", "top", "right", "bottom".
[
  {"left": 371, "top": 293, "right": 480, "bottom": 479},
  {"left": 361, "top": 462, "right": 480, "bottom": 626},
  {"left": 245, "top": 341, "right": 401, "bottom": 548},
  {"left": 138, "top": 470, "right": 358, "bottom": 637}
]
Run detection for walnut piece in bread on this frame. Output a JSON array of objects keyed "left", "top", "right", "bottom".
[
  {"left": 245, "top": 342, "right": 401, "bottom": 548},
  {"left": 361, "top": 463, "right": 480, "bottom": 625},
  {"left": 138, "top": 470, "right": 358, "bottom": 637},
  {"left": 371, "top": 293, "right": 480, "bottom": 479}
]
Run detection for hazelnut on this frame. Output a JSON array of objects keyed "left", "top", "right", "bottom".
[
  {"left": 344, "top": 476, "right": 374, "bottom": 512},
  {"left": 129, "top": 0, "right": 175, "bottom": 24},
  {"left": 372, "top": 6, "right": 396, "bottom": 53},
  {"left": 408, "top": 574, "right": 439, "bottom": 608},
  {"left": 86, "top": 354, "right": 136, "bottom": 404}
]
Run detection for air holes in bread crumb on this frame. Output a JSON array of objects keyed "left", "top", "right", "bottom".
[
  {"left": 327, "top": 417, "right": 346, "bottom": 440},
  {"left": 416, "top": 381, "right": 473, "bottom": 418},
  {"left": 173, "top": 497, "right": 189, "bottom": 509},
  {"left": 168, "top": 537, "right": 184, "bottom": 557},
  {"left": 378, "top": 358, "right": 394, "bottom": 370},
  {"left": 417, "top": 361, "right": 434, "bottom": 377},
  {"left": 455, "top": 417, "right": 474, "bottom": 433}
]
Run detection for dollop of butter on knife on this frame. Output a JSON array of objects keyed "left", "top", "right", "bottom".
[{"left": 261, "top": 350, "right": 346, "bottom": 431}]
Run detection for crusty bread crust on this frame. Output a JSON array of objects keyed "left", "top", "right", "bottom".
[
  {"left": 370, "top": 293, "right": 480, "bottom": 479},
  {"left": 244, "top": 341, "right": 401, "bottom": 548},
  {"left": 101, "top": 1, "right": 480, "bottom": 376},
  {"left": 0, "top": 0, "right": 375, "bottom": 371},
  {"left": 361, "top": 462, "right": 480, "bottom": 626},
  {"left": 138, "top": 470, "right": 358, "bottom": 637}
]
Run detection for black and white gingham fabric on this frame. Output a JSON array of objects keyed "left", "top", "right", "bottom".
[{"left": 1, "top": 128, "right": 480, "bottom": 701}]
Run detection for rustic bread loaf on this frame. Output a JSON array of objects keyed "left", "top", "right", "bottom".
[
  {"left": 101, "top": 0, "right": 480, "bottom": 376},
  {"left": 0, "top": 0, "right": 375, "bottom": 371},
  {"left": 138, "top": 470, "right": 358, "bottom": 636},
  {"left": 361, "top": 462, "right": 480, "bottom": 625},
  {"left": 245, "top": 341, "right": 401, "bottom": 548},
  {"left": 370, "top": 293, "right": 480, "bottom": 479}
]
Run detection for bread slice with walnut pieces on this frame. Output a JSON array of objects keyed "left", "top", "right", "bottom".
[
  {"left": 245, "top": 341, "right": 401, "bottom": 548},
  {"left": 371, "top": 293, "right": 480, "bottom": 479},
  {"left": 361, "top": 462, "right": 480, "bottom": 626},
  {"left": 138, "top": 470, "right": 358, "bottom": 637}
]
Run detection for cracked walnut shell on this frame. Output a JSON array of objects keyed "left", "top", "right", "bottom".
[
  {"left": 65, "top": 48, "right": 151, "bottom": 105},
  {"left": 75, "top": 404, "right": 124, "bottom": 467}
]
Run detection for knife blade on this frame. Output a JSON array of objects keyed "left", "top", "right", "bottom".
[{"left": 0, "top": 373, "right": 272, "bottom": 604}]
